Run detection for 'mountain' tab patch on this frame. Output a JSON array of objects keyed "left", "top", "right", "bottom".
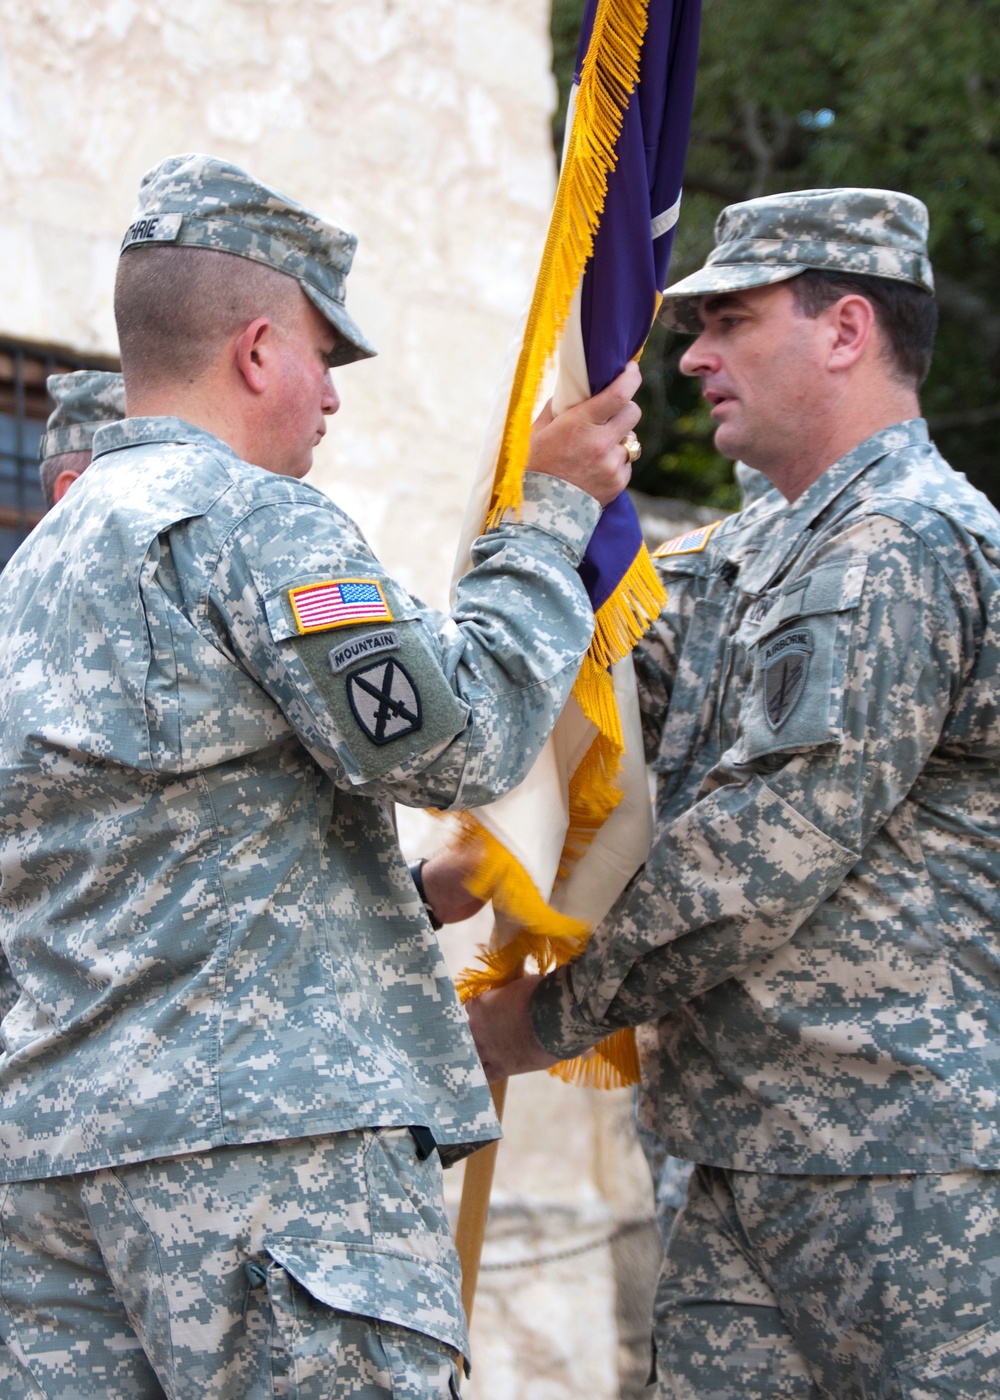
[{"left": 328, "top": 629, "right": 400, "bottom": 674}]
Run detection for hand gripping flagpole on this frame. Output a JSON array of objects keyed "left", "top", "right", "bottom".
[{"left": 452, "top": 0, "right": 700, "bottom": 1323}]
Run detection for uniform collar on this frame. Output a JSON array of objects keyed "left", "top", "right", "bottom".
[
  {"left": 778, "top": 418, "right": 929, "bottom": 531},
  {"left": 91, "top": 416, "right": 239, "bottom": 461},
  {"left": 733, "top": 419, "right": 929, "bottom": 594}
]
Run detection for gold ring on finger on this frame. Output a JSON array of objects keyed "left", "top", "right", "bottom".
[{"left": 621, "top": 430, "right": 641, "bottom": 465}]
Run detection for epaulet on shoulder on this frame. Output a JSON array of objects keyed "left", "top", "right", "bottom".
[
  {"left": 234, "top": 464, "right": 335, "bottom": 511},
  {"left": 856, "top": 494, "right": 971, "bottom": 549},
  {"left": 652, "top": 519, "right": 723, "bottom": 559},
  {"left": 852, "top": 495, "right": 998, "bottom": 592}
]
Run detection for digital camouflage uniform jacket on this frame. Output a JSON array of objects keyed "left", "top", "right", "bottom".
[
  {"left": 0, "top": 417, "right": 600, "bottom": 1183},
  {"left": 532, "top": 419, "right": 1000, "bottom": 1175}
]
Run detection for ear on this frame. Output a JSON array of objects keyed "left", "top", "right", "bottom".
[
  {"left": 232, "top": 317, "right": 272, "bottom": 395},
  {"left": 52, "top": 469, "right": 81, "bottom": 504},
  {"left": 826, "top": 294, "right": 876, "bottom": 372}
]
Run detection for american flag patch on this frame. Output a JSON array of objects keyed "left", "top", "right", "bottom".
[
  {"left": 288, "top": 578, "right": 393, "bottom": 634},
  {"left": 652, "top": 520, "right": 722, "bottom": 559}
]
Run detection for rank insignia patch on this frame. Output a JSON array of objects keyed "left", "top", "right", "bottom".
[
  {"left": 288, "top": 579, "right": 393, "bottom": 634},
  {"left": 746, "top": 595, "right": 775, "bottom": 624},
  {"left": 652, "top": 520, "right": 722, "bottom": 558},
  {"left": 762, "top": 628, "right": 813, "bottom": 731},
  {"left": 346, "top": 659, "right": 422, "bottom": 746}
]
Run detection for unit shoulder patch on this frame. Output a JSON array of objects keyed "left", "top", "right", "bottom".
[
  {"left": 346, "top": 658, "right": 422, "bottom": 746},
  {"left": 762, "top": 627, "right": 813, "bottom": 731},
  {"left": 652, "top": 520, "right": 723, "bottom": 558},
  {"left": 288, "top": 578, "right": 393, "bottom": 634}
]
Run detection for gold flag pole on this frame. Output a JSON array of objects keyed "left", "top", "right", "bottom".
[
  {"left": 455, "top": 946, "right": 524, "bottom": 1324},
  {"left": 455, "top": 1076, "right": 508, "bottom": 1324}
]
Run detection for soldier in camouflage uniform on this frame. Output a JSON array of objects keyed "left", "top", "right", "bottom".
[
  {"left": 467, "top": 189, "right": 1000, "bottom": 1397},
  {"left": 0, "top": 153, "right": 640, "bottom": 1398},
  {"left": 635, "top": 461, "right": 775, "bottom": 1259},
  {"left": 37, "top": 369, "right": 127, "bottom": 509},
  {"left": 0, "top": 371, "right": 127, "bottom": 1037}
]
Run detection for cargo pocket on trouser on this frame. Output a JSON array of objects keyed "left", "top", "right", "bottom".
[
  {"left": 256, "top": 1126, "right": 468, "bottom": 1398},
  {"left": 255, "top": 1252, "right": 462, "bottom": 1400},
  {"left": 897, "top": 1323, "right": 1000, "bottom": 1399}
]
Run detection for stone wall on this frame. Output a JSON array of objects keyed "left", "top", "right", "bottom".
[{"left": 0, "top": 0, "right": 557, "bottom": 608}]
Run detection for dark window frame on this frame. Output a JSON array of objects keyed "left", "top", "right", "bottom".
[{"left": 0, "top": 338, "right": 119, "bottom": 570}]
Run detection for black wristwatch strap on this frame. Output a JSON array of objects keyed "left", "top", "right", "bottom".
[{"left": 409, "top": 858, "right": 443, "bottom": 931}]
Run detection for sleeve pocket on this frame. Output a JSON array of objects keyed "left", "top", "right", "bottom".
[
  {"left": 262, "top": 576, "right": 470, "bottom": 784},
  {"left": 738, "top": 556, "right": 867, "bottom": 762}
]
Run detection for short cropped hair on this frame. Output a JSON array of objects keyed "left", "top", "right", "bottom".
[
  {"left": 39, "top": 449, "right": 91, "bottom": 511},
  {"left": 114, "top": 245, "right": 304, "bottom": 391},
  {"left": 789, "top": 268, "right": 938, "bottom": 387}
]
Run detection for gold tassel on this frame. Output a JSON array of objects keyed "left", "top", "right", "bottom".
[
  {"left": 547, "top": 1028, "right": 641, "bottom": 1089},
  {"left": 557, "top": 734, "right": 624, "bottom": 879},
  {"left": 453, "top": 816, "right": 590, "bottom": 951},
  {"left": 573, "top": 654, "right": 624, "bottom": 749},
  {"left": 588, "top": 547, "right": 668, "bottom": 673}
]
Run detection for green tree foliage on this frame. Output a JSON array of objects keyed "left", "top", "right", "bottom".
[{"left": 551, "top": 0, "right": 1000, "bottom": 508}]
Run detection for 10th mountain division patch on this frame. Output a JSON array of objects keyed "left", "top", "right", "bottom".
[{"left": 346, "top": 658, "right": 422, "bottom": 746}]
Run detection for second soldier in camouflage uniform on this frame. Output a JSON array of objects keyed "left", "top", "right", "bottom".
[
  {"left": 36, "top": 368, "right": 126, "bottom": 510},
  {"left": 0, "top": 154, "right": 640, "bottom": 1397},
  {"left": 468, "top": 189, "right": 1000, "bottom": 1397}
]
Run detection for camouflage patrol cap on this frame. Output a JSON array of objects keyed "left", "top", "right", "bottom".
[
  {"left": 39, "top": 371, "right": 126, "bottom": 461},
  {"left": 120, "top": 153, "right": 376, "bottom": 367},
  {"left": 660, "top": 188, "right": 934, "bottom": 332}
]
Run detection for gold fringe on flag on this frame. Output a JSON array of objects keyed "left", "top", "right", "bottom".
[
  {"left": 457, "top": 0, "right": 665, "bottom": 1089},
  {"left": 590, "top": 544, "right": 667, "bottom": 672},
  {"left": 486, "top": 0, "right": 650, "bottom": 528},
  {"left": 548, "top": 1028, "right": 642, "bottom": 1089}
]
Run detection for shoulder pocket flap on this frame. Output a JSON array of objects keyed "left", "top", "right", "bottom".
[
  {"left": 897, "top": 1321, "right": 1000, "bottom": 1399},
  {"left": 653, "top": 551, "right": 719, "bottom": 582},
  {"left": 290, "top": 623, "right": 471, "bottom": 784},
  {"left": 756, "top": 557, "right": 867, "bottom": 642},
  {"left": 263, "top": 576, "right": 419, "bottom": 643},
  {"left": 262, "top": 1235, "right": 468, "bottom": 1361}
]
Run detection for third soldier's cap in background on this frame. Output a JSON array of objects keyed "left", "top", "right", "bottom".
[
  {"left": 659, "top": 187, "right": 934, "bottom": 332},
  {"left": 39, "top": 371, "right": 127, "bottom": 461},
  {"left": 119, "top": 153, "right": 377, "bottom": 368}
]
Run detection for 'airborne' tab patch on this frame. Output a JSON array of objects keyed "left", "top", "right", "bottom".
[
  {"left": 653, "top": 520, "right": 722, "bottom": 558},
  {"left": 288, "top": 579, "right": 393, "bottom": 634}
]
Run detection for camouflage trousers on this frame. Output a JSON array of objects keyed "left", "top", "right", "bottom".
[
  {"left": 652, "top": 1164, "right": 1000, "bottom": 1400},
  {"left": 0, "top": 1129, "right": 466, "bottom": 1399},
  {"left": 635, "top": 1120, "right": 694, "bottom": 1251}
]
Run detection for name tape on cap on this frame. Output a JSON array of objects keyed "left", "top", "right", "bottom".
[{"left": 120, "top": 212, "right": 184, "bottom": 252}]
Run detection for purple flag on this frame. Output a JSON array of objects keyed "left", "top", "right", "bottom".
[{"left": 574, "top": 0, "right": 701, "bottom": 615}]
